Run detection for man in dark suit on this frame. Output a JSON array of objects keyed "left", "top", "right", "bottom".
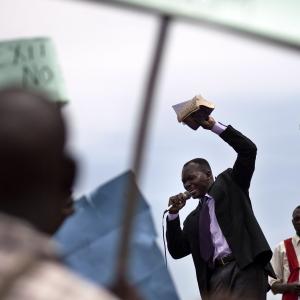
[{"left": 166, "top": 116, "right": 274, "bottom": 299}]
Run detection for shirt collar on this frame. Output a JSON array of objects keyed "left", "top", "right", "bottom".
[
  {"left": 205, "top": 193, "right": 213, "bottom": 200},
  {"left": 200, "top": 193, "right": 212, "bottom": 204},
  {"left": 293, "top": 234, "right": 300, "bottom": 246}
]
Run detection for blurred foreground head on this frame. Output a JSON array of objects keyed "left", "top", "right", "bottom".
[{"left": 0, "top": 88, "right": 76, "bottom": 235}]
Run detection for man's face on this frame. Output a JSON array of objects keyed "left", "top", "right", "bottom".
[
  {"left": 292, "top": 208, "right": 300, "bottom": 235},
  {"left": 181, "top": 162, "right": 212, "bottom": 199}
]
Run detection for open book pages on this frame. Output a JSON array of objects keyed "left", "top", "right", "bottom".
[{"left": 172, "top": 95, "right": 215, "bottom": 122}]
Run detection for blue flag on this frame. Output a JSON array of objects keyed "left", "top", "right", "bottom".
[{"left": 55, "top": 171, "right": 179, "bottom": 300}]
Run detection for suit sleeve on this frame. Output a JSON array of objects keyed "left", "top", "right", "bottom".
[
  {"left": 219, "top": 125, "right": 257, "bottom": 191},
  {"left": 166, "top": 216, "right": 191, "bottom": 259}
]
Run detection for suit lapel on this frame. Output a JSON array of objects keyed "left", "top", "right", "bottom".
[{"left": 189, "top": 202, "right": 201, "bottom": 247}]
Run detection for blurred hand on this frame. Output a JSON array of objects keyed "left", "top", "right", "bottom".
[
  {"left": 287, "top": 282, "right": 300, "bottom": 295},
  {"left": 168, "top": 193, "right": 187, "bottom": 214},
  {"left": 199, "top": 116, "right": 215, "bottom": 130}
]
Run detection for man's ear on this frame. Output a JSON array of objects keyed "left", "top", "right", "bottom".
[{"left": 206, "top": 170, "right": 212, "bottom": 178}]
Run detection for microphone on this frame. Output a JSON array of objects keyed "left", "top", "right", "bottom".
[{"left": 164, "top": 191, "right": 192, "bottom": 213}]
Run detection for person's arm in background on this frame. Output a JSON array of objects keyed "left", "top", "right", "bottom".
[
  {"left": 272, "top": 281, "right": 300, "bottom": 295},
  {"left": 270, "top": 243, "right": 300, "bottom": 295}
]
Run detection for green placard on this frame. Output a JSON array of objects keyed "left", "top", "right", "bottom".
[
  {"left": 0, "top": 37, "right": 68, "bottom": 103},
  {"left": 111, "top": 0, "right": 300, "bottom": 48}
]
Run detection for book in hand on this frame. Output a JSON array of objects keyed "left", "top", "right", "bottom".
[{"left": 172, "top": 95, "right": 215, "bottom": 130}]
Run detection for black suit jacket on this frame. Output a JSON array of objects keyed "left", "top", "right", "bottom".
[{"left": 166, "top": 125, "right": 273, "bottom": 298}]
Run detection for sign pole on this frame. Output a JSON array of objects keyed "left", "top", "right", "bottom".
[{"left": 113, "top": 14, "right": 171, "bottom": 291}]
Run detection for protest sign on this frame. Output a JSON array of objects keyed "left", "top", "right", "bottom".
[{"left": 0, "top": 37, "right": 67, "bottom": 102}]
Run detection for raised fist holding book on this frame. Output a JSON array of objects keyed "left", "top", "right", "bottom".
[
  {"left": 172, "top": 95, "right": 215, "bottom": 130},
  {"left": 197, "top": 116, "right": 216, "bottom": 130}
]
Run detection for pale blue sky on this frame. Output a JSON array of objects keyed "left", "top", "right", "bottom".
[{"left": 1, "top": 0, "right": 300, "bottom": 299}]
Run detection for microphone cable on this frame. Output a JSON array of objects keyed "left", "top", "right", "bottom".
[{"left": 162, "top": 208, "right": 169, "bottom": 268}]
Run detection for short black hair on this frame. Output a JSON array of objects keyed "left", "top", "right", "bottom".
[
  {"left": 183, "top": 158, "right": 211, "bottom": 173},
  {"left": 292, "top": 206, "right": 300, "bottom": 218}
]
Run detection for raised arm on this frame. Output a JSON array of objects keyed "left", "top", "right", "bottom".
[
  {"left": 200, "top": 117, "right": 257, "bottom": 191},
  {"left": 219, "top": 125, "right": 257, "bottom": 191}
]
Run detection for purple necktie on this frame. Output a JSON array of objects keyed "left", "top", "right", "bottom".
[{"left": 199, "top": 196, "right": 214, "bottom": 264}]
